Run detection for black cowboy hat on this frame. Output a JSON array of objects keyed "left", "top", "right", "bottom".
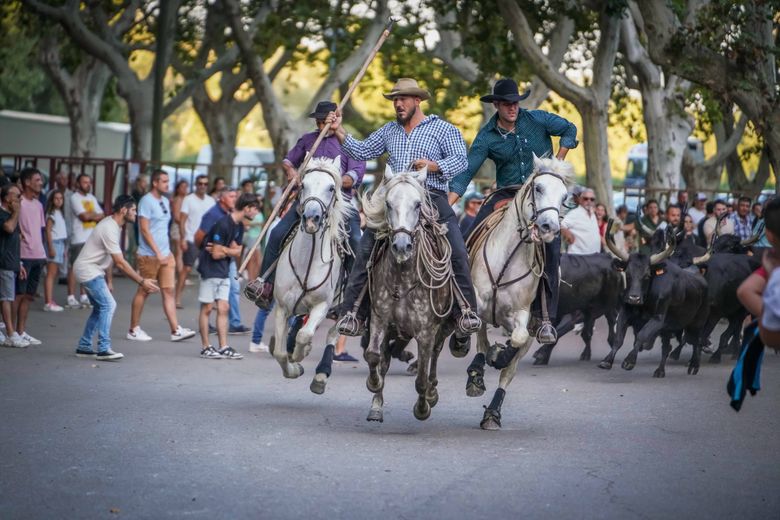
[
  {"left": 308, "top": 101, "right": 338, "bottom": 119},
  {"left": 479, "top": 78, "right": 530, "bottom": 103}
]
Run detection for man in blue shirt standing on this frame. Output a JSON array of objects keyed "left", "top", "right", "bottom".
[
  {"left": 325, "top": 78, "right": 482, "bottom": 337},
  {"left": 448, "top": 79, "right": 579, "bottom": 344}
]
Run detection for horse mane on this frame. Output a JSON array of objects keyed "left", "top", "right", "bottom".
[
  {"left": 362, "top": 172, "right": 431, "bottom": 231},
  {"left": 302, "top": 156, "right": 353, "bottom": 247}
]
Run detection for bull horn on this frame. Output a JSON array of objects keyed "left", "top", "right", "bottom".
[
  {"left": 740, "top": 221, "right": 765, "bottom": 246},
  {"left": 649, "top": 235, "right": 675, "bottom": 265},
  {"left": 635, "top": 205, "right": 655, "bottom": 238},
  {"left": 692, "top": 251, "right": 712, "bottom": 265},
  {"left": 605, "top": 218, "right": 629, "bottom": 262}
]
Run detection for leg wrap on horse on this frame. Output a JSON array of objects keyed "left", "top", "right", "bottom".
[
  {"left": 487, "top": 340, "right": 520, "bottom": 370},
  {"left": 316, "top": 344, "right": 335, "bottom": 377}
]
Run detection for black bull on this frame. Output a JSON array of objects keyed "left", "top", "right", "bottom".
[
  {"left": 600, "top": 222, "right": 710, "bottom": 377},
  {"left": 532, "top": 253, "right": 622, "bottom": 365}
]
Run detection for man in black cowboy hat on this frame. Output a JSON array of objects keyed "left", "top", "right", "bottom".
[
  {"left": 448, "top": 78, "right": 579, "bottom": 344},
  {"left": 249, "top": 101, "right": 366, "bottom": 309}
]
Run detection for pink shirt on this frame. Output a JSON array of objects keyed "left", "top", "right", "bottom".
[{"left": 19, "top": 196, "right": 46, "bottom": 259}]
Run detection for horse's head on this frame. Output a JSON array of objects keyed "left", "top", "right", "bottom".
[
  {"left": 298, "top": 156, "right": 341, "bottom": 234},
  {"left": 381, "top": 164, "right": 427, "bottom": 263},
  {"left": 520, "top": 155, "right": 574, "bottom": 243}
]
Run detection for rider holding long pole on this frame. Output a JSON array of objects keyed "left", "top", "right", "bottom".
[
  {"left": 326, "top": 77, "right": 482, "bottom": 337},
  {"left": 447, "top": 78, "right": 579, "bottom": 344}
]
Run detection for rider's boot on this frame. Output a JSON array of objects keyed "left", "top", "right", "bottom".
[
  {"left": 244, "top": 277, "right": 274, "bottom": 310},
  {"left": 457, "top": 308, "right": 482, "bottom": 335}
]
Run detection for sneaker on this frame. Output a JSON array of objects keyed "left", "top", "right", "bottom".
[
  {"left": 66, "top": 295, "right": 80, "bottom": 309},
  {"left": 333, "top": 351, "right": 359, "bottom": 363},
  {"left": 4, "top": 332, "right": 29, "bottom": 348},
  {"left": 20, "top": 332, "right": 41, "bottom": 345},
  {"left": 218, "top": 346, "right": 243, "bottom": 360},
  {"left": 80, "top": 294, "right": 92, "bottom": 308},
  {"left": 127, "top": 326, "right": 153, "bottom": 341},
  {"left": 200, "top": 345, "right": 223, "bottom": 359},
  {"left": 228, "top": 324, "right": 250, "bottom": 335},
  {"left": 171, "top": 326, "right": 196, "bottom": 342},
  {"left": 44, "top": 302, "right": 65, "bottom": 312},
  {"left": 75, "top": 348, "right": 96, "bottom": 358},
  {"left": 96, "top": 349, "right": 124, "bottom": 361},
  {"left": 249, "top": 341, "right": 270, "bottom": 353}
]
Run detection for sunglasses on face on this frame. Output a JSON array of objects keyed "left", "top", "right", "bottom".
[{"left": 580, "top": 197, "right": 595, "bottom": 201}]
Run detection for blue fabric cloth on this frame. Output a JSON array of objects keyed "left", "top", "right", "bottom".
[
  {"left": 252, "top": 304, "right": 272, "bottom": 343},
  {"left": 727, "top": 320, "right": 765, "bottom": 411},
  {"left": 730, "top": 213, "right": 755, "bottom": 241},
  {"left": 198, "top": 204, "right": 228, "bottom": 236},
  {"left": 229, "top": 260, "right": 242, "bottom": 329},
  {"left": 342, "top": 115, "right": 468, "bottom": 192},
  {"left": 450, "top": 110, "right": 578, "bottom": 196},
  {"left": 137, "top": 193, "right": 171, "bottom": 257},
  {"left": 78, "top": 276, "right": 117, "bottom": 353},
  {"left": 197, "top": 213, "right": 243, "bottom": 279}
]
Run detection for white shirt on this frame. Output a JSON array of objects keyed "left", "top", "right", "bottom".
[
  {"left": 48, "top": 209, "right": 68, "bottom": 240},
  {"left": 562, "top": 205, "right": 601, "bottom": 255},
  {"left": 70, "top": 191, "right": 104, "bottom": 245},
  {"left": 688, "top": 207, "right": 707, "bottom": 228},
  {"left": 73, "top": 218, "right": 121, "bottom": 283},
  {"left": 181, "top": 193, "right": 216, "bottom": 242},
  {"left": 762, "top": 268, "right": 780, "bottom": 332}
]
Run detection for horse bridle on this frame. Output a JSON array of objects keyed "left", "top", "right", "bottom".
[
  {"left": 296, "top": 167, "right": 337, "bottom": 229},
  {"left": 519, "top": 170, "right": 568, "bottom": 226}
]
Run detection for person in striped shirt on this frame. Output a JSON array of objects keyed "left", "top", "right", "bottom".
[{"left": 326, "top": 78, "right": 482, "bottom": 336}]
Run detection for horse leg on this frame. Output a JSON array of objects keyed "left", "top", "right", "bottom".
[
  {"left": 426, "top": 332, "right": 446, "bottom": 408},
  {"left": 292, "top": 301, "right": 327, "bottom": 362},
  {"left": 365, "top": 315, "right": 386, "bottom": 394},
  {"left": 310, "top": 323, "right": 339, "bottom": 395},
  {"left": 367, "top": 346, "right": 392, "bottom": 423},
  {"left": 481, "top": 335, "right": 531, "bottom": 431},
  {"left": 466, "top": 324, "right": 490, "bottom": 397},
  {"left": 489, "top": 309, "right": 530, "bottom": 370},
  {"left": 272, "top": 306, "right": 303, "bottom": 379},
  {"left": 413, "top": 338, "right": 433, "bottom": 421}
]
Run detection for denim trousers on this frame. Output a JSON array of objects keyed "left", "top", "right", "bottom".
[
  {"left": 78, "top": 276, "right": 117, "bottom": 353},
  {"left": 229, "top": 260, "right": 242, "bottom": 328}
]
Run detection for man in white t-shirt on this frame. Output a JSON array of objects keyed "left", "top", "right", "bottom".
[
  {"left": 74, "top": 195, "right": 158, "bottom": 360},
  {"left": 562, "top": 188, "right": 601, "bottom": 255},
  {"left": 67, "top": 174, "right": 104, "bottom": 308},
  {"left": 688, "top": 192, "right": 708, "bottom": 231},
  {"left": 175, "top": 174, "right": 215, "bottom": 307}
]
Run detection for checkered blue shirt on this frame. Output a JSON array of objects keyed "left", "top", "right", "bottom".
[
  {"left": 730, "top": 212, "right": 755, "bottom": 241},
  {"left": 342, "top": 115, "right": 468, "bottom": 192}
]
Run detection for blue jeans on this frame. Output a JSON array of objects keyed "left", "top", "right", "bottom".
[
  {"left": 229, "top": 260, "right": 242, "bottom": 328},
  {"left": 78, "top": 276, "right": 116, "bottom": 353},
  {"left": 252, "top": 304, "right": 272, "bottom": 343}
]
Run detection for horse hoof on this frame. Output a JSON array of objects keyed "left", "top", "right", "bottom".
[
  {"left": 396, "top": 351, "right": 414, "bottom": 363},
  {"left": 413, "top": 401, "right": 431, "bottom": 421},
  {"left": 426, "top": 390, "right": 439, "bottom": 408},
  {"left": 653, "top": 369, "right": 665, "bottom": 378},
  {"left": 449, "top": 334, "right": 471, "bottom": 358},
  {"left": 532, "top": 355, "right": 549, "bottom": 366},
  {"left": 579, "top": 351, "right": 591, "bottom": 361},
  {"left": 366, "top": 374, "right": 382, "bottom": 393},
  {"left": 283, "top": 363, "right": 304, "bottom": 379},
  {"left": 597, "top": 360, "right": 613, "bottom": 370},
  {"left": 688, "top": 364, "right": 699, "bottom": 375},
  {"left": 480, "top": 407, "right": 501, "bottom": 430},
  {"left": 406, "top": 361, "right": 418, "bottom": 376},
  {"left": 701, "top": 346, "right": 714, "bottom": 355},
  {"left": 310, "top": 373, "right": 328, "bottom": 395},
  {"left": 466, "top": 367, "right": 485, "bottom": 397},
  {"left": 621, "top": 360, "right": 635, "bottom": 371},
  {"left": 366, "top": 409, "right": 384, "bottom": 422}
]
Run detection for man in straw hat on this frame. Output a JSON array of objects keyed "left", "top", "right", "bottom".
[
  {"left": 326, "top": 77, "right": 482, "bottom": 336},
  {"left": 448, "top": 78, "right": 578, "bottom": 344},
  {"left": 249, "top": 100, "right": 366, "bottom": 310}
]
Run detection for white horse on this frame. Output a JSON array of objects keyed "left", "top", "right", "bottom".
[
  {"left": 464, "top": 156, "right": 573, "bottom": 430},
  {"left": 269, "top": 156, "right": 353, "bottom": 390}
]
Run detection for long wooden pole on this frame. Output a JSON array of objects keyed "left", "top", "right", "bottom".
[{"left": 238, "top": 17, "right": 396, "bottom": 276}]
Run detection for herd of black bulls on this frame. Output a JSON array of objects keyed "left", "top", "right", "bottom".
[{"left": 530, "top": 215, "right": 763, "bottom": 378}]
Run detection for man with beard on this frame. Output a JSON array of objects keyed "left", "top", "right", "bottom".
[
  {"left": 448, "top": 78, "right": 578, "bottom": 343},
  {"left": 324, "top": 78, "right": 482, "bottom": 336}
]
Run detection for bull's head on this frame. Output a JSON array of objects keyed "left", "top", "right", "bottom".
[{"left": 605, "top": 218, "right": 675, "bottom": 306}]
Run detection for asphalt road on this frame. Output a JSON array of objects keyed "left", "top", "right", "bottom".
[{"left": 1, "top": 277, "right": 778, "bottom": 519}]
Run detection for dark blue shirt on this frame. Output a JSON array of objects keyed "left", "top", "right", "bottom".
[
  {"left": 198, "top": 213, "right": 243, "bottom": 279},
  {"left": 0, "top": 208, "right": 21, "bottom": 272},
  {"left": 198, "top": 203, "right": 228, "bottom": 237}
]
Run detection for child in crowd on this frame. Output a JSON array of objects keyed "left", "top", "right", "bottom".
[
  {"left": 43, "top": 190, "right": 68, "bottom": 312},
  {"left": 0, "top": 184, "right": 28, "bottom": 347}
]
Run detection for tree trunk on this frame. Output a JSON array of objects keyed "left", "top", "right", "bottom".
[
  {"left": 579, "top": 102, "right": 613, "bottom": 208},
  {"left": 125, "top": 89, "right": 153, "bottom": 162},
  {"left": 191, "top": 84, "right": 248, "bottom": 182}
]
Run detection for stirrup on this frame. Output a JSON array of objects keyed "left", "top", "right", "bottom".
[
  {"left": 337, "top": 312, "right": 365, "bottom": 337},
  {"left": 457, "top": 309, "right": 482, "bottom": 335},
  {"left": 536, "top": 320, "right": 558, "bottom": 345},
  {"left": 244, "top": 277, "right": 273, "bottom": 310}
]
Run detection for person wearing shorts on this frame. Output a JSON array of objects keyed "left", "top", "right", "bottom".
[
  {"left": 197, "top": 193, "right": 259, "bottom": 359},
  {"left": 175, "top": 174, "right": 215, "bottom": 308},
  {"left": 128, "top": 169, "right": 195, "bottom": 342},
  {"left": 16, "top": 168, "right": 47, "bottom": 346},
  {"left": 0, "top": 184, "right": 28, "bottom": 348}
]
